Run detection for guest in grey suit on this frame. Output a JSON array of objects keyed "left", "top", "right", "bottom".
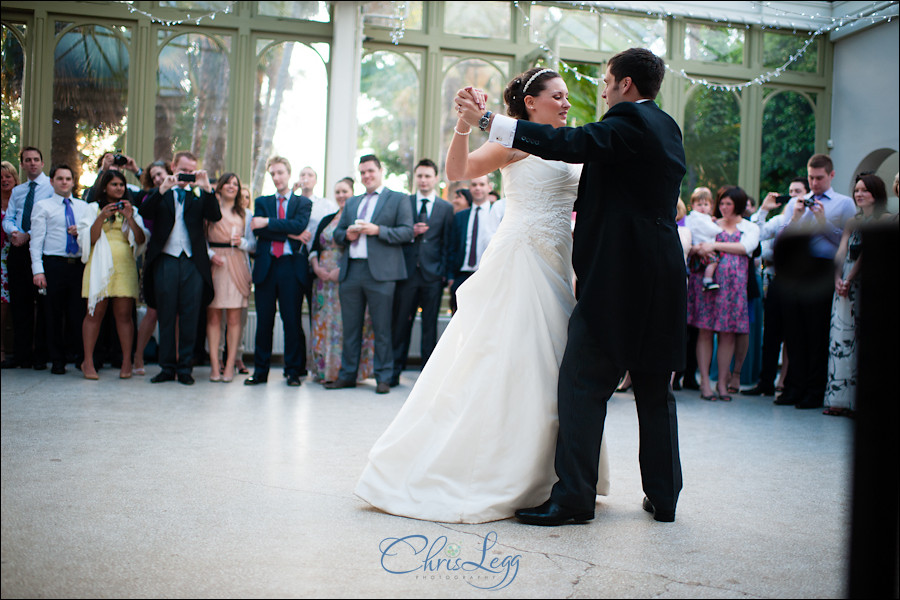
[
  {"left": 390, "top": 158, "right": 455, "bottom": 386},
  {"left": 325, "top": 155, "right": 414, "bottom": 394}
]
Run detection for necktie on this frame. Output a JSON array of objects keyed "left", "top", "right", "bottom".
[
  {"left": 63, "top": 198, "right": 78, "bottom": 254},
  {"left": 352, "top": 193, "right": 374, "bottom": 248},
  {"left": 467, "top": 206, "right": 480, "bottom": 267},
  {"left": 418, "top": 198, "right": 429, "bottom": 223},
  {"left": 272, "top": 196, "right": 285, "bottom": 258},
  {"left": 176, "top": 187, "right": 185, "bottom": 203},
  {"left": 22, "top": 181, "right": 37, "bottom": 233}
]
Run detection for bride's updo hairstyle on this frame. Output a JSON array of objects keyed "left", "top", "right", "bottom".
[{"left": 504, "top": 67, "right": 560, "bottom": 120}]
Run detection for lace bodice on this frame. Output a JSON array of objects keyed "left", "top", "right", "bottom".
[{"left": 496, "top": 155, "right": 582, "bottom": 258}]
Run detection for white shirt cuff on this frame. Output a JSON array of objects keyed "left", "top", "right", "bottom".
[{"left": 489, "top": 114, "right": 517, "bottom": 147}]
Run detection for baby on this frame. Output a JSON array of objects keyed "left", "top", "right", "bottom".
[{"left": 684, "top": 187, "right": 722, "bottom": 291}]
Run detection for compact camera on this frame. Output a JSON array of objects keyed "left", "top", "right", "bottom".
[
  {"left": 177, "top": 173, "right": 196, "bottom": 183},
  {"left": 113, "top": 151, "right": 128, "bottom": 166},
  {"left": 114, "top": 201, "right": 126, "bottom": 210},
  {"left": 803, "top": 197, "right": 816, "bottom": 208}
]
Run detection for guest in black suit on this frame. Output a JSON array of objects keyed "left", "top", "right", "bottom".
[
  {"left": 460, "top": 48, "right": 687, "bottom": 524},
  {"left": 325, "top": 155, "right": 414, "bottom": 394},
  {"left": 139, "top": 151, "right": 221, "bottom": 385},
  {"left": 390, "top": 159, "right": 455, "bottom": 386},
  {"left": 448, "top": 175, "right": 494, "bottom": 314},
  {"left": 243, "top": 156, "right": 312, "bottom": 387}
]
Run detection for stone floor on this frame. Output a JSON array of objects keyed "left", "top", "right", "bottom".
[{"left": 1, "top": 366, "right": 853, "bottom": 598}]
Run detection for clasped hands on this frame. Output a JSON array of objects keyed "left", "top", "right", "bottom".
[
  {"left": 345, "top": 221, "right": 379, "bottom": 241},
  {"left": 454, "top": 87, "right": 488, "bottom": 130}
]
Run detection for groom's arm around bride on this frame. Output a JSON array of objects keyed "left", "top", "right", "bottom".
[{"left": 458, "top": 48, "right": 686, "bottom": 525}]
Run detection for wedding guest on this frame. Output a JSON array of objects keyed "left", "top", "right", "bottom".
[
  {"left": 78, "top": 170, "right": 149, "bottom": 380},
  {"left": 206, "top": 173, "right": 252, "bottom": 383},
  {"left": 448, "top": 175, "right": 495, "bottom": 314},
  {"left": 0, "top": 161, "right": 18, "bottom": 367},
  {"left": 743, "top": 177, "right": 807, "bottom": 396},
  {"left": 774, "top": 154, "right": 855, "bottom": 409},
  {"left": 309, "top": 177, "right": 374, "bottom": 383},
  {"left": 82, "top": 151, "right": 143, "bottom": 204},
  {"left": 3, "top": 146, "right": 53, "bottom": 370},
  {"left": 133, "top": 160, "right": 172, "bottom": 376},
  {"left": 452, "top": 188, "right": 472, "bottom": 213},
  {"left": 823, "top": 173, "right": 888, "bottom": 417},
  {"left": 234, "top": 186, "right": 255, "bottom": 375},
  {"left": 28, "top": 165, "right": 91, "bottom": 374},
  {"left": 688, "top": 186, "right": 759, "bottom": 401}
]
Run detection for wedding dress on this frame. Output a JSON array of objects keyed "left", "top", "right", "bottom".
[{"left": 355, "top": 155, "right": 610, "bottom": 523}]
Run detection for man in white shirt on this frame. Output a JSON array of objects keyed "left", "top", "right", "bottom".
[
  {"left": 2, "top": 146, "right": 53, "bottom": 369},
  {"left": 28, "top": 164, "right": 91, "bottom": 374},
  {"left": 448, "top": 174, "right": 495, "bottom": 313},
  {"left": 774, "top": 154, "right": 855, "bottom": 410}
]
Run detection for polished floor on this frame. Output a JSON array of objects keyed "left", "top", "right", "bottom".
[{"left": 2, "top": 366, "right": 853, "bottom": 598}]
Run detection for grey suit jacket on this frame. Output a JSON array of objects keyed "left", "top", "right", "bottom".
[{"left": 333, "top": 187, "right": 414, "bottom": 282}]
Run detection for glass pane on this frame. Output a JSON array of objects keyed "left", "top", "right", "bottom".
[
  {"left": 155, "top": 33, "right": 229, "bottom": 177},
  {"left": 252, "top": 42, "right": 329, "bottom": 198},
  {"left": 1, "top": 24, "right": 26, "bottom": 166},
  {"left": 158, "top": 1, "right": 231, "bottom": 10},
  {"left": 359, "top": 51, "right": 420, "bottom": 191},
  {"left": 601, "top": 14, "right": 667, "bottom": 57},
  {"left": 760, "top": 91, "right": 815, "bottom": 196},
  {"left": 444, "top": 1, "right": 510, "bottom": 39},
  {"left": 362, "top": 1, "right": 423, "bottom": 30},
  {"left": 681, "top": 86, "right": 741, "bottom": 200},
  {"left": 258, "top": 1, "right": 331, "bottom": 22},
  {"left": 440, "top": 57, "right": 507, "bottom": 178},
  {"left": 763, "top": 31, "right": 817, "bottom": 73},
  {"left": 530, "top": 5, "right": 598, "bottom": 51},
  {"left": 52, "top": 25, "right": 130, "bottom": 189},
  {"left": 685, "top": 23, "right": 744, "bottom": 64}
]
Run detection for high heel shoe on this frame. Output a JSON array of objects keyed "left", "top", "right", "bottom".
[
  {"left": 222, "top": 367, "right": 234, "bottom": 383},
  {"left": 81, "top": 362, "right": 99, "bottom": 380}
]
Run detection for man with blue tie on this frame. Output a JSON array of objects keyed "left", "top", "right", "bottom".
[
  {"left": 139, "top": 151, "right": 221, "bottom": 385},
  {"left": 325, "top": 155, "right": 414, "bottom": 394},
  {"left": 244, "top": 156, "right": 312, "bottom": 387},
  {"left": 28, "top": 164, "right": 91, "bottom": 375},
  {"left": 2, "top": 146, "right": 53, "bottom": 369}
]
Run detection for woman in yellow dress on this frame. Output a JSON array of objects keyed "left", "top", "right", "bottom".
[{"left": 78, "top": 170, "right": 149, "bottom": 379}]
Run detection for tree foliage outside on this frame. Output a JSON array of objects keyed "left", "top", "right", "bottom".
[
  {"left": 359, "top": 51, "right": 419, "bottom": 190},
  {"left": 681, "top": 86, "right": 741, "bottom": 200},
  {"left": 760, "top": 91, "right": 816, "bottom": 194},
  {"left": 764, "top": 31, "right": 817, "bottom": 73},
  {"left": 1, "top": 24, "right": 24, "bottom": 167}
]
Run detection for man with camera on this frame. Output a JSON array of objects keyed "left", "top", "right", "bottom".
[
  {"left": 139, "top": 151, "right": 222, "bottom": 385},
  {"left": 82, "top": 151, "right": 143, "bottom": 204},
  {"left": 773, "top": 154, "right": 855, "bottom": 410}
]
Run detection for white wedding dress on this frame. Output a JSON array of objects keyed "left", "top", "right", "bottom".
[{"left": 355, "top": 155, "right": 610, "bottom": 523}]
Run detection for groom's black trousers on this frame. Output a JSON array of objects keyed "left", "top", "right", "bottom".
[{"left": 551, "top": 305, "right": 683, "bottom": 514}]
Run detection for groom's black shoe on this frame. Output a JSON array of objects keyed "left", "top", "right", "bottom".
[
  {"left": 642, "top": 496, "right": 675, "bottom": 523},
  {"left": 514, "top": 499, "right": 594, "bottom": 526}
]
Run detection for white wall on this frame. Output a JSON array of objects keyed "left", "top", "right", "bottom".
[{"left": 830, "top": 20, "right": 899, "bottom": 197}]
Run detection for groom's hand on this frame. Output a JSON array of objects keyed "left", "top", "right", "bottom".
[{"left": 456, "top": 87, "right": 487, "bottom": 129}]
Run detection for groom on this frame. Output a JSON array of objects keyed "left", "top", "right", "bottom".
[{"left": 459, "top": 48, "right": 686, "bottom": 524}]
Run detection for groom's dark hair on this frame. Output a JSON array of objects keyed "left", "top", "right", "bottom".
[{"left": 608, "top": 48, "right": 665, "bottom": 99}]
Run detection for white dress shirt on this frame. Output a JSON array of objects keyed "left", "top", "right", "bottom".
[
  {"left": 777, "top": 187, "right": 855, "bottom": 260},
  {"left": 348, "top": 187, "right": 382, "bottom": 259},
  {"left": 460, "top": 201, "right": 492, "bottom": 272},
  {"left": 28, "top": 194, "right": 92, "bottom": 275},
  {"left": 162, "top": 186, "right": 193, "bottom": 258},
  {"left": 415, "top": 193, "right": 436, "bottom": 221},
  {"left": 3, "top": 172, "right": 54, "bottom": 235}
]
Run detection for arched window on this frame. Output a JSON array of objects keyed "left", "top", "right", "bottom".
[
  {"left": 760, "top": 90, "right": 816, "bottom": 194},
  {"left": 51, "top": 24, "right": 130, "bottom": 187},
  {"left": 252, "top": 40, "right": 328, "bottom": 197},
  {"left": 1, "top": 23, "right": 26, "bottom": 166},
  {"left": 358, "top": 50, "right": 420, "bottom": 189},
  {"left": 682, "top": 85, "right": 741, "bottom": 199},
  {"left": 155, "top": 32, "right": 230, "bottom": 177}
]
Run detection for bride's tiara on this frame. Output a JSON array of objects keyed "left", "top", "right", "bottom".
[{"left": 522, "top": 68, "right": 554, "bottom": 95}]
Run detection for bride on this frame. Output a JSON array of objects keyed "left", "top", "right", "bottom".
[{"left": 355, "top": 67, "right": 609, "bottom": 524}]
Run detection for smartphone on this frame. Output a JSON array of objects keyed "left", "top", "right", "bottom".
[
  {"left": 775, "top": 195, "right": 790, "bottom": 205},
  {"left": 177, "top": 173, "right": 196, "bottom": 182}
]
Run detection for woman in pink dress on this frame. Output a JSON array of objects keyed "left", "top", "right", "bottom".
[{"left": 206, "top": 173, "right": 252, "bottom": 382}]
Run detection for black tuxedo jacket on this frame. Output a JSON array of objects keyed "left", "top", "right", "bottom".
[
  {"left": 251, "top": 193, "right": 312, "bottom": 288},
  {"left": 139, "top": 186, "right": 222, "bottom": 308},
  {"left": 402, "top": 194, "right": 455, "bottom": 283},
  {"left": 514, "top": 100, "right": 687, "bottom": 372}
]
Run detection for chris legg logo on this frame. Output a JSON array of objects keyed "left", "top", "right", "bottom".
[{"left": 379, "top": 531, "right": 521, "bottom": 590}]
